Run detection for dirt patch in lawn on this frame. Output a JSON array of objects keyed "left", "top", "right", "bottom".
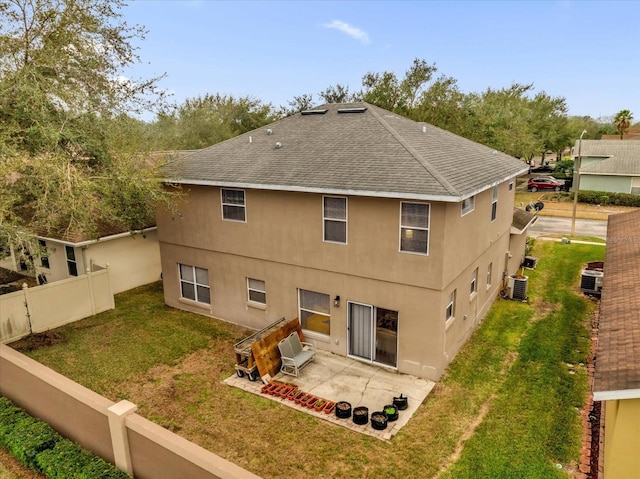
[
  {"left": 11, "top": 331, "right": 66, "bottom": 351},
  {"left": 0, "top": 447, "right": 46, "bottom": 479}
]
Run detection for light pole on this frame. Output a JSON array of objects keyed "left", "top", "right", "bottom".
[{"left": 570, "top": 130, "right": 588, "bottom": 237}]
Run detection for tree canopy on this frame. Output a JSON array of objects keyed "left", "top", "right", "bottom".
[{"left": 0, "top": 0, "right": 172, "bottom": 249}]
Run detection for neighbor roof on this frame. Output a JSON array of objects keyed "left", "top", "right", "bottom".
[
  {"left": 593, "top": 209, "right": 640, "bottom": 400},
  {"left": 163, "top": 102, "right": 528, "bottom": 202},
  {"left": 575, "top": 140, "right": 640, "bottom": 176}
]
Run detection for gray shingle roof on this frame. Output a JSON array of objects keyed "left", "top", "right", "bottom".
[
  {"left": 575, "top": 140, "right": 640, "bottom": 175},
  {"left": 163, "top": 103, "right": 528, "bottom": 201},
  {"left": 593, "top": 209, "right": 640, "bottom": 400}
]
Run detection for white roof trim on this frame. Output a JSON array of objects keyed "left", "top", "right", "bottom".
[
  {"left": 163, "top": 168, "right": 528, "bottom": 204},
  {"left": 593, "top": 388, "right": 640, "bottom": 401},
  {"left": 38, "top": 227, "right": 157, "bottom": 247}
]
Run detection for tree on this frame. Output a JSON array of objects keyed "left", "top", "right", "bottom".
[
  {"left": 0, "top": 0, "right": 172, "bottom": 246},
  {"left": 147, "top": 94, "right": 275, "bottom": 150},
  {"left": 318, "top": 84, "right": 361, "bottom": 104},
  {"left": 277, "top": 93, "right": 314, "bottom": 117},
  {"left": 613, "top": 109, "right": 634, "bottom": 139},
  {"left": 361, "top": 58, "right": 437, "bottom": 115}
]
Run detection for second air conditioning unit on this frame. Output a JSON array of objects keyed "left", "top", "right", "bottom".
[{"left": 580, "top": 269, "right": 604, "bottom": 297}]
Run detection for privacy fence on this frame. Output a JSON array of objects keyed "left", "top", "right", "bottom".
[
  {"left": 0, "top": 341, "right": 260, "bottom": 479},
  {"left": 0, "top": 268, "right": 114, "bottom": 344}
]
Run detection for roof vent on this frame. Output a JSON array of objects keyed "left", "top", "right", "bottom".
[
  {"left": 266, "top": 128, "right": 273, "bottom": 135},
  {"left": 337, "top": 107, "right": 367, "bottom": 114},
  {"left": 301, "top": 109, "right": 328, "bottom": 115},
  {"left": 275, "top": 142, "right": 282, "bottom": 149},
  {"left": 422, "top": 125, "right": 427, "bottom": 133}
]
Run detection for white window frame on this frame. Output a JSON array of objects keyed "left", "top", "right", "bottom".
[
  {"left": 298, "top": 289, "right": 331, "bottom": 336},
  {"left": 470, "top": 268, "right": 478, "bottom": 296},
  {"left": 399, "top": 201, "right": 430, "bottom": 255},
  {"left": 65, "top": 245, "right": 78, "bottom": 277},
  {"left": 487, "top": 263, "right": 493, "bottom": 288},
  {"left": 179, "top": 263, "right": 210, "bottom": 305},
  {"left": 446, "top": 290, "right": 456, "bottom": 322},
  {"left": 221, "top": 188, "right": 246, "bottom": 222},
  {"left": 491, "top": 186, "right": 499, "bottom": 222},
  {"left": 461, "top": 196, "right": 475, "bottom": 216},
  {"left": 323, "top": 196, "right": 347, "bottom": 244},
  {"left": 247, "top": 278, "right": 266, "bottom": 305}
]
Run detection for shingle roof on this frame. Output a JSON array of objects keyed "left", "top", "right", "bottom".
[
  {"left": 575, "top": 140, "right": 640, "bottom": 175},
  {"left": 511, "top": 208, "right": 538, "bottom": 234},
  {"left": 593, "top": 209, "right": 640, "bottom": 400},
  {"left": 163, "top": 103, "right": 528, "bottom": 201}
]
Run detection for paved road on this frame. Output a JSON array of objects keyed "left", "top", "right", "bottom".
[{"left": 529, "top": 216, "right": 608, "bottom": 240}]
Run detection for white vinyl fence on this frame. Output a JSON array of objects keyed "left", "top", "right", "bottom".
[{"left": 0, "top": 268, "right": 114, "bottom": 343}]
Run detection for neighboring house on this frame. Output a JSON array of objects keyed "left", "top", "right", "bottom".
[
  {"left": 4, "top": 228, "right": 161, "bottom": 295},
  {"left": 593, "top": 209, "right": 640, "bottom": 478},
  {"left": 158, "top": 102, "right": 530, "bottom": 381},
  {"left": 573, "top": 140, "right": 640, "bottom": 194}
]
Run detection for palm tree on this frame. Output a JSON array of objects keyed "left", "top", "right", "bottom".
[{"left": 614, "top": 109, "right": 634, "bottom": 139}]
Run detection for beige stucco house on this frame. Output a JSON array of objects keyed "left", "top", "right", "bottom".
[
  {"left": 157, "top": 102, "right": 531, "bottom": 381},
  {"left": 593, "top": 209, "right": 640, "bottom": 478}
]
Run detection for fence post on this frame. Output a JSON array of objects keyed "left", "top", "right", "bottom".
[
  {"left": 107, "top": 400, "right": 137, "bottom": 475},
  {"left": 21, "top": 283, "right": 33, "bottom": 334}
]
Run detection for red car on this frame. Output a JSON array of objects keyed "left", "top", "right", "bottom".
[{"left": 527, "top": 176, "right": 565, "bottom": 192}]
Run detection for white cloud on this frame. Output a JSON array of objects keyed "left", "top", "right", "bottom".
[{"left": 323, "top": 20, "right": 370, "bottom": 44}]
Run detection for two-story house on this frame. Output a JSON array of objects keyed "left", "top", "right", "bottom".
[{"left": 157, "top": 103, "right": 530, "bottom": 381}]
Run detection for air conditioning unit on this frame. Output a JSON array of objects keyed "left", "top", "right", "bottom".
[
  {"left": 580, "top": 269, "right": 604, "bottom": 297},
  {"left": 522, "top": 256, "right": 537, "bottom": 269},
  {"left": 507, "top": 275, "right": 529, "bottom": 300}
]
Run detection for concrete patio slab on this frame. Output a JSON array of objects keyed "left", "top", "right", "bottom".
[{"left": 224, "top": 350, "right": 435, "bottom": 440}]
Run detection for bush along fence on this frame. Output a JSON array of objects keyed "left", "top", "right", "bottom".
[
  {"left": 0, "top": 396, "right": 130, "bottom": 479},
  {"left": 578, "top": 190, "right": 640, "bottom": 207}
]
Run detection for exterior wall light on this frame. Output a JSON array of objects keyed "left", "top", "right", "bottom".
[{"left": 334, "top": 296, "right": 341, "bottom": 307}]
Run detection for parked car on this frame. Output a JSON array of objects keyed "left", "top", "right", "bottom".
[
  {"left": 530, "top": 164, "right": 555, "bottom": 173},
  {"left": 528, "top": 177, "right": 565, "bottom": 192}
]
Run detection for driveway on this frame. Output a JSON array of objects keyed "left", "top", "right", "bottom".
[{"left": 529, "top": 216, "right": 607, "bottom": 240}]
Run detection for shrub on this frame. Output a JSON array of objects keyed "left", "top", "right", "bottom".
[
  {"left": 0, "top": 397, "right": 130, "bottom": 478},
  {"left": 578, "top": 190, "right": 640, "bottom": 207},
  {"left": 4, "top": 415, "right": 61, "bottom": 469}
]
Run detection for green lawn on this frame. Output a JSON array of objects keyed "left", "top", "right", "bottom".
[{"left": 9, "top": 241, "right": 605, "bottom": 478}]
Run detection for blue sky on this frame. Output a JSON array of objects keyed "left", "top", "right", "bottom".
[{"left": 123, "top": 0, "right": 640, "bottom": 121}]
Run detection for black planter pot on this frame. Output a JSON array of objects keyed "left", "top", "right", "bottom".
[
  {"left": 393, "top": 394, "right": 408, "bottom": 411},
  {"left": 352, "top": 406, "right": 369, "bottom": 425},
  {"left": 383, "top": 404, "right": 399, "bottom": 422},
  {"left": 335, "top": 401, "right": 352, "bottom": 419},
  {"left": 370, "top": 412, "right": 388, "bottom": 430}
]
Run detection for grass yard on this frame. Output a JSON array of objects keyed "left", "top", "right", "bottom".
[
  {"left": 514, "top": 191, "right": 637, "bottom": 221},
  {"left": 8, "top": 241, "right": 605, "bottom": 478}
]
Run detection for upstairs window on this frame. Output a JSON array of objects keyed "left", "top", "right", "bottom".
[
  {"left": 491, "top": 186, "right": 499, "bottom": 222},
  {"left": 323, "top": 196, "right": 347, "bottom": 244},
  {"left": 461, "top": 196, "right": 475, "bottom": 216},
  {"left": 221, "top": 189, "right": 246, "bottom": 222},
  {"left": 179, "top": 264, "right": 210, "bottom": 304},
  {"left": 400, "top": 202, "right": 430, "bottom": 255}
]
